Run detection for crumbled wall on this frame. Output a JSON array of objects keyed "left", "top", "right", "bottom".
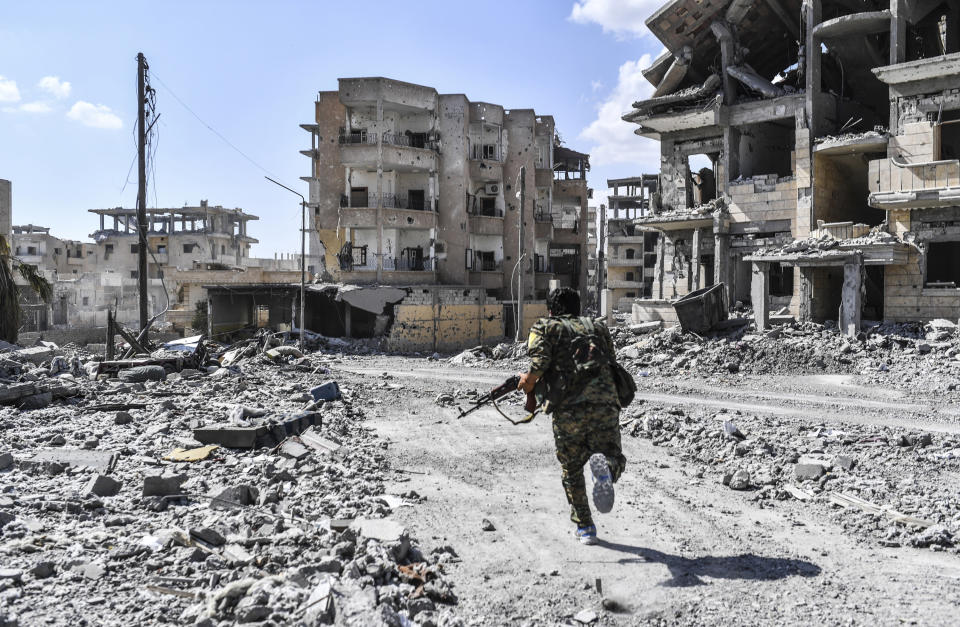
[{"left": 385, "top": 287, "right": 503, "bottom": 353}]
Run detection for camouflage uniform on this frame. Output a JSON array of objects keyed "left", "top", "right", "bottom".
[{"left": 527, "top": 315, "right": 626, "bottom": 526}]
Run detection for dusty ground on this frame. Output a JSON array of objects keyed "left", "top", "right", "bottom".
[{"left": 334, "top": 356, "right": 960, "bottom": 626}]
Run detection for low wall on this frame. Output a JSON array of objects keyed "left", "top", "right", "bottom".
[{"left": 632, "top": 300, "right": 679, "bottom": 324}]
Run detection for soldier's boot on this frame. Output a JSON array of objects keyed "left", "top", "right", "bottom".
[
  {"left": 576, "top": 524, "right": 598, "bottom": 545},
  {"left": 589, "top": 453, "right": 615, "bottom": 514}
]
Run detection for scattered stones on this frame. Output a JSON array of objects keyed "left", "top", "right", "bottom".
[
  {"left": 794, "top": 463, "right": 826, "bottom": 481},
  {"left": 142, "top": 473, "right": 186, "bottom": 497},
  {"left": 83, "top": 474, "right": 122, "bottom": 497},
  {"left": 728, "top": 469, "right": 751, "bottom": 490}
]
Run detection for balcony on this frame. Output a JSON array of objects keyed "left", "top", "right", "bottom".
[
  {"left": 606, "top": 257, "right": 645, "bottom": 267},
  {"left": 868, "top": 157, "right": 960, "bottom": 210},
  {"left": 469, "top": 143, "right": 503, "bottom": 163},
  {"left": 469, "top": 210, "right": 504, "bottom": 236},
  {"left": 607, "top": 279, "right": 645, "bottom": 289},
  {"left": 339, "top": 131, "right": 438, "bottom": 172},
  {"left": 608, "top": 233, "right": 646, "bottom": 244},
  {"left": 341, "top": 193, "right": 436, "bottom": 211}
]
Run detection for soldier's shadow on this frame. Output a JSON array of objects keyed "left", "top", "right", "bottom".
[{"left": 594, "top": 539, "right": 822, "bottom": 587}]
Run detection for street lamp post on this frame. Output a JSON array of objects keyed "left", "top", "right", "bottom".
[{"left": 265, "top": 176, "right": 307, "bottom": 353}]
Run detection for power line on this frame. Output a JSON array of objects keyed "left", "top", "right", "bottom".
[{"left": 149, "top": 70, "right": 286, "bottom": 184}]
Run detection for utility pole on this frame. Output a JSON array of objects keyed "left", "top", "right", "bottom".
[
  {"left": 136, "top": 52, "right": 149, "bottom": 331},
  {"left": 516, "top": 166, "right": 525, "bottom": 342},
  {"left": 265, "top": 177, "right": 307, "bottom": 353},
  {"left": 596, "top": 203, "right": 605, "bottom": 308}
]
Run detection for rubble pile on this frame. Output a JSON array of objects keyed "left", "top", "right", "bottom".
[
  {"left": 625, "top": 406, "right": 960, "bottom": 551},
  {"left": 0, "top": 338, "right": 462, "bottom": 626},
  {"left": 613, "top": 320, "right": 960, "bottom": 381}
]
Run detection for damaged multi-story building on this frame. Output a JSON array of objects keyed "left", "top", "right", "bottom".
[
  {"left": 605, "top": 175, "right": 660, "bottom": 312},
  {"left": 622, "top": 0, "right": 960, "bottom": 333},
  {"left": 296, "top": 77, "right": 591, "bottom": 347},
  {"left": 10, "top": 202, "right": 300, "bottom": 334}
]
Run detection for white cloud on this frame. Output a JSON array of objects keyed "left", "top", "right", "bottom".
[
  {"left": 66, "top": 101, "right": 123, "bottom": 129},
  {"left": 579, "top": 55, "right": 659, "bottom": 170},
  {"left": 19, "top": 101, "right": 52, "bottom": 113},
  {"left": 38, "top": 76, "right": 71, "bottom": 99},
  {"left": 569, "top": 0, "right": 662, "bottom": 39},
  {"left": 0, "top": 76, "right": 21, "bottom": 102}
]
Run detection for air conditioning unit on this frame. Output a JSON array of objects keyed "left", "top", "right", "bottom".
[{"left": 484, "top": 183, "right": 500, "bottom": 195}]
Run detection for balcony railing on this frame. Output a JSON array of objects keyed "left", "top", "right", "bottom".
[
  {"left": 383, "top": 257, "right": 436, "bottom": 272},
  {"left": 467, "top": 206, "right": 504, "bottom": 218},
  {"left": 469, "top": 142, "right": 503, "bottom": 162},
  {"left": 869, "top": 156, "right": 960, "bottom": 209},
  {"left": 339, "top": 131, "right": 439, "bottom": 151},
  {"left": 469, "top": 256, "right": 503, "bottom": 272},
  {"left": 534, "top": 255, "right": 554, "bottom": 273},
  {"left": 341, "top": 193, "right": 437, "bottom": 211}
]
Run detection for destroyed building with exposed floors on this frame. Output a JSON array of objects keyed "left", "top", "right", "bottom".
[
  {"left": 619, "top": 0, "right": 960, "bottom": 333},
  {"left": 295, "top": 77, "right": 592, "bottom": 348},
  {"left": 605, "top": 175, "right": 661, "bottom": 313},
  {"left": 10, "top": 201, "right": 300, "bottom": 334}
]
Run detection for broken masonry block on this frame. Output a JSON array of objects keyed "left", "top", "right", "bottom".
[
  {"left": 794, "top": 463, "right": 826, "bottom": 481},
  {"left": 24, "top": 448, "right": 119, "bottom": 473},
  {"left": 190, "top": 526, "right": 226, "bottom": 546},
  {"left": 119, "top": 365, "right": 167, "bottom": 383},
  {"left": 300, "top": 426, "right": 341, "bottom": 458},
  {"left": 210, "top": 484, "right": 259, "bottom": 510},
  {"left": 192, "top": 412, "right": 321, "bottom": 449},
  {"left": 310, "top": 381, "right": 341, "bottom": 402},
  {"left": 0, "top": 452, "right": 12, "bottom": 471},
  {"left": 193, "top": 425, "right": 265, "bottom": 449},
  {"left": 280, "top": 439, "right": 310, "bottom": 460},
  {"left": 142, "top": 473, "right": 187, "bottom": 497},
  {"left": 84, "top": 474, "right": 122, "bottom": 497},
  {"left": 20, "top": 392, "right": 53, "bottom": 410},
  {"left": 114, "top": 411, "right": 133, "bottom": 425}
]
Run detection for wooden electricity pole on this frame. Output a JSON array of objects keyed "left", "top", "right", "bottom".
[
  {"left": 516, "top": 166, "right": 525, "bottom": 342},
  {"left": 136, "top": 52, "right": 149, "bottom": 331}
]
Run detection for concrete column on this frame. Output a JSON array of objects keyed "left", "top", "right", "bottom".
[
  {"left": 602, "top": 288, "right": 614, "bottom": 325},
  {"left": 692, "top": 228, "right": 702, "bottom": 290},
  {"left": 711, "top": 21, "right": 737, "bottom": 106},
  {"left": 206, "top": 298, "right": 213, "bottom": 338},
  {"left": 376, "top": 98, "right": 384, "bottom": 282},
  {"left": 722, "top": 127, "right": 740, "bottom": 196},
  {"left": 799, "top": 267, "right": 813, "bottom": 322},
  {"left": 655, "top": 234, "right": 666, "bottom": 299},
  {"left": 804, "top": 1, "right": 822, "bottom": 135},
  {"left": 890, "top": 0, "right": 906, "bottom": 65},
  {"left": 0, "top": 179, "right": 11, "bottom": 245},
  {"left": 344, "top": 167, "right": 352, "bottom": 207},
  {"left": 344, "top": 302, "right": 352, "bottom": 338},
  {"left": 714, "top": 233, "right": 730, "bottom": 307},
  {"left": 841, "top": 255, "right": 863, "bottom": 338},
  {"left": 751, "top": 261, "right": 770, "bottom": 330}
]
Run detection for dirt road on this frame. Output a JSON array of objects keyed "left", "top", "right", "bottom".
[{"left": 336, "top": 358, "right": 960, "bottom": 625}]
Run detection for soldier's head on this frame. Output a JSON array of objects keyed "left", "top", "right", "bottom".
[{"left": 547, "top": 287, "right": 580, "bottom": 317}]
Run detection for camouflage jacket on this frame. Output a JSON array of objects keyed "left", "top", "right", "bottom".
[{"left": 527, "top": 314, "right": 619, "bottom": 409}]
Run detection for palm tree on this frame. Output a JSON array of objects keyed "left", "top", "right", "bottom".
[{"left": 0, "top": 234, "right": 53, "bottom": 344}]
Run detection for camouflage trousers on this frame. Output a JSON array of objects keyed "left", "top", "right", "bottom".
[{"left": 551, "top": 403, "right": 626, "bottom": 526}]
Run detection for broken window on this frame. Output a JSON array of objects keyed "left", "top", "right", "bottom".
[
  {"left": 183, "top": 243, "right": 196, "bottom": 253},
  {"left": 625, "top": 248, "right": 636, "bottom": 260},
  {"left": 339, "top": 128, "right": 368, "bottom": 144},
  {"left": 408, "top": 132, "right": 426, "bottom": 149},
  {"left": 687, "top": 153, "right": 717, "bottom": 206},
  {"left": 770, "top": 265, "right": 794, "bottom": 297},
  {"left": 157, "top": 245, "right": 167, "bottom": 255},
  {"left": 480, "top": 197, "right": 497, "bottom": 216},
  {"left": 938, "top": 111, "right": 960, "bottom": 160},
  {"left": 476, "top": 251, "right": 497, "bottom": 271},
  {"left": 350, "top": 187, "right": 369, "bottom": 208},
  {"left": 130, "top": 244, "right": 138, "bottom": 254},
  {"left": 54, "top": 248, "right": 61, "bottom": 255},
  {"left": 407, "top": 189, "right": 425, "bottom": 211},
  {"left": 129, "top": 270, "right": 138, "bottom": 279},
  {"left": 465, "top": 247, "right": 474, "bottom": 270},
  {"left": 925, "top": 241, "right": 960, "bottom": 287},
  {"left": 82, "top": 296, "right": 89, "bottom": 306},
  {"left": 732, "top": 122, "right": 794, "bottom": 179},
  {"left": 27, "top": 246, "right": 36, "bottom": 255}
]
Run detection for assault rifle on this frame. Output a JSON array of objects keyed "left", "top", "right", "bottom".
[{"left": 456, "top": 374, "right": 538, "bottom": 425}]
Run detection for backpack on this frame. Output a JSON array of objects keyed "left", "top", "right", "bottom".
[{"left": 550, "top": 317, "right": 636, "bottom": 409}]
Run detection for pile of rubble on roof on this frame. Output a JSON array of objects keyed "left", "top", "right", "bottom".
[
  {"left": 613, "top": 318, "right": 960, "bottom": 382},
  {"left": 624, "top": 404, "right": 960, "bottom": 552},
  {"left": 753, "top": 224, "right": 900, "bottom": 257},
  {"left": 0, "top": 334, "right": 461, "bottom": 626}
]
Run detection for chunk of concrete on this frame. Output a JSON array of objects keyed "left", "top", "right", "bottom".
[
  {"left": 834, "top": 455, "right": 855, "bottom": 471},
  {"left": 300, "top": 427, "right": 341, "bottom": 458},
  {"left": 309, "top": 381, "right": 341, "bottom": 402},
  {"left": 114, "top": 411, "right": 133, "bottom": 425},
  {"left": 280, "top": 439, "right": 310, "bottom": 460},
  {"left": 210, "top": 484, "right": 259, "bottom": 510},
  {"left": 25, "top": 448, "right": 118, "bottom": 473},
  {"left": 0, "top": 452, "right": 13, "bottom": 470},
  {"left": 118, "top": 365, "right": 167, "bottom": 383},
  {"left": 352, "top": 518, "right": 406, "bottom": 543},
  {"left": 142, "top": 473, "right": 186, "bottom": 497},
  {"left": 84, "top": 474, "right": 122, "bottom": 497},
  {"left": 728, "top": 469, "right": 751, "bottom": 490},
  {"left": 20, "top": 392, "right": 52, "bottom": 410},
  {"left": 13, "top": 345, "right": 59, "bottom": 365},
  {"left": 190, "top": 527, "right": 225, "bottom": 546},
  {"left": 794, "top": 463, "right": 826, "bottom": 481}
]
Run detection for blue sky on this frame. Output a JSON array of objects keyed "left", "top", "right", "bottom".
[{"left": 0, "top": 0, "right": 665, "bottom": 256}]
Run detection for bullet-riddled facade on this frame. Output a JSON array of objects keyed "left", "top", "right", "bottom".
[
  {"left": 624, "top": 0, "right": 960, "bottom": 333},
  {"left": 300, "top": 77, "right": 590, "bottom": 304}
]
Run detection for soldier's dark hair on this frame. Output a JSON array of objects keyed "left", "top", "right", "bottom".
[{"left": 547, "top": 287, "right": 580, "bottom": 316}]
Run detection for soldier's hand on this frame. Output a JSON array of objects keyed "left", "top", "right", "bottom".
[{"left": 517, "top": 372, "right": 539, "bottom": 394}]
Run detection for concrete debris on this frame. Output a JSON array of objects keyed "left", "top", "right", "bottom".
[
  {"left": 142, "top": 473, "right": 187, "bottom": 497},
  {"left": 83, "top": 474, "right": 122, "bottom": 497},
  {"left": 118, "top": 365, "right": 167, "bottom": 383}
]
